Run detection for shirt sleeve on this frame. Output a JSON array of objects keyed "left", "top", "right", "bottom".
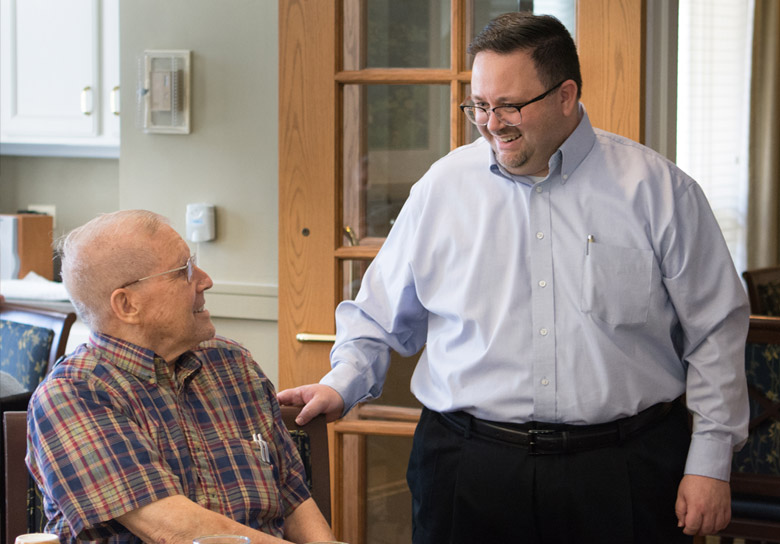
[
  {"left": 27, "top": 375, "right": 184, "bottom": 538},
  {"left": 322, "top": 182, "right": 430, "bottom": 412},
  {"left": 660, "top": 181, "right": 750, "bottom": 481}
]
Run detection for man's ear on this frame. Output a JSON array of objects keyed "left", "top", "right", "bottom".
[
  {"left": 110, "top": 288, "right": 142, "bottom": 324},
  {"left": 559, "top": 79, "right": 579, "bottom": 116}
]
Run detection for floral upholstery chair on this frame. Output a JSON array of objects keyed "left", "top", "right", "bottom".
[
  {"left": 0, "top": 302, "right": 75, "bottom": 540},
  {"left": 720, "top": 315, "right": 780, "bottom": 543},
  {"left": 743, "top": 266, "right": 780, "bottom": 316},
  {"left": 757, "top": 282, "right": 780, "bottom": 317},
  {"left": 0, "top": 320, "right": 54, "bottom": 392}
]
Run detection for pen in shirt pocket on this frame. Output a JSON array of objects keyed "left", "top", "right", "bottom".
[
  {"left": 252, "top": 432, "right": 271, "bottom": 463},
  {"left": 586, "top": 234, "right": 595, "bottom": 255}
]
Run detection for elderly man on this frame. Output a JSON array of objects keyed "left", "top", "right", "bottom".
[{"left": 26, "top": 210, "right": 334, "bottom": 543}]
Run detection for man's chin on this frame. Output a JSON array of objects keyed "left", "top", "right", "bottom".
[{"left": 195, "top": 323, "right": 217, "bottom": 346}]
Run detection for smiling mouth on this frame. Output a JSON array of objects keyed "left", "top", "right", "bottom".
[
  {"left": 195, "top": 305, "right": 207, "bottom": 314},
  {"left": 497, "top": 133, "right": 521, "bottom": 144}
]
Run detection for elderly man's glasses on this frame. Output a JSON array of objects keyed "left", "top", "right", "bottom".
[
  {"left": 460, "top": 80, "right": 566, "bottom": 127},
  {"left": 121, "top": 254, "right": 197, "bottom": 288}
]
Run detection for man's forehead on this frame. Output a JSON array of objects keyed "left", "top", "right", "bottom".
[
  {"left": 140, "top": 224, "right": 188, "bottom": 256},
  {"left": 470, "top": 51, "right": 541, "bottom": 99}
]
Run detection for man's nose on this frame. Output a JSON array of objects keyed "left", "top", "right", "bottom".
[
  {"left": 486, "top": 109, "right": 506, "bottom": 131},
  {"left": 194, "top": 265, "right": 214, "bottom": 291}
]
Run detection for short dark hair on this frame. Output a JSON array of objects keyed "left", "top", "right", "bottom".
[{"left": 468, "top": 12, "right": 582, "bottom": 98}]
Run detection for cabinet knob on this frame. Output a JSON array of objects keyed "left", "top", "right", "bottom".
[
  {"left": 110, "top": 86, "right": 120, "bottom": 116},
  {"left": 80, "top": 86, "right": 93, "bottom": 116}
]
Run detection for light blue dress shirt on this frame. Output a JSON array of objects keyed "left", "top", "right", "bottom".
[{"left": 321, "top": 106, "right": 749, "bottom": 481}]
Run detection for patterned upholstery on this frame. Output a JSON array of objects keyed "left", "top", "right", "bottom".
[
  {"left": 719, "top": 316, "right": 780, "bottom": 542},
  {"left": 757, "top": 281, "right": 780, "bottom": 317},
  {"left": 288, "top": 429, "right": 314, "bottom": 491},
  {"left": 743, "top": 267, "right": 780, "bottom": 316},
  {"left": 732, "top": 341, "right": 780, "bottom": 476},
  {"left": 0, "top": 319, "right": 54, "bottom": 391},
  {"left": 1, "top": 304, "right": 75, "bottom": 542}
]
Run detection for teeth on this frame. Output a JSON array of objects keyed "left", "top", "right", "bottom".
[
  {"left": 195, "top": 305, "right": 205, "bottom": 313},
  {"left": 500, "top": 135, "right": 520, "bottom": 143}
]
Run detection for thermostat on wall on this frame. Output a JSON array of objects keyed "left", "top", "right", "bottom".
[
  {"left": 186, "top": 203, "right": 216, "bottom": 242},
  {"left": 139, "top": 49, "right": 191, "bottom": 134}
]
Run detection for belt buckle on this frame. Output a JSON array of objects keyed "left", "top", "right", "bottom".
[{"left": 527, "top": 428, "right": 555, "bottom": 455}]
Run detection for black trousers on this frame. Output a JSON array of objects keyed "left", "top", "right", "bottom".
[{"left": 406, "top": 402, "right": 693, "bottom": 544}]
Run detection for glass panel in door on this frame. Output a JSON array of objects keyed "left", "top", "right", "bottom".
[
  {"left": 343, "top": 0, "right": 450, "bottom": 70},
  {"left": 365, "top": 434, "right": 414, "bottom": 544},
  {"left": 342, "top": 84, "right": 450, "bottom": 242}
]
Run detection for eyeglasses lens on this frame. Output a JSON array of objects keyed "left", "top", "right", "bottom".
[{"left": 187, "top": 255, "right": 197, "bottom": 283}]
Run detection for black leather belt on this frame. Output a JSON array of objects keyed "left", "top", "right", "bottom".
[{"left": 437, "top": 400, "right": 678, "bottom": 455}]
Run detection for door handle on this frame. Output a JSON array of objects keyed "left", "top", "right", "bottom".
[{"left": 296, "top": 333, "right": 337, "bottom": 343}]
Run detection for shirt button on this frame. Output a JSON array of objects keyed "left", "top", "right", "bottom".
[
  {"left": 541, "top": 378, "right": 550, "bottom": 386},
  {"left": 536, "top": 232, "right": 544, "bottom": 240},
  {"left": 538, "top": 280, "right": 547, "bottom": 288},
  {"left": 535, "top": 186, "right": 543, "bottom": 193},
  {"left": 540, "top": 328, "right": 548, "bottom": 336},
  {"left": 563, "top": 174, "right": 569, "bottom": 180}
]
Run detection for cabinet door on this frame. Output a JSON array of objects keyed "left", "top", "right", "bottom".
[
  {"left": 101, "top": 0, "right": 120, "bottom": 142},
  {"left": 1, "top": 0, "right": 99, "bottom": 138}
]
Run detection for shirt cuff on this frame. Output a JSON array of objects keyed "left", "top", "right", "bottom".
[
  {"left": 320, "top": 362, "right": 373, "bottom": 416},
  {"left": 684, "top": 436, "right": 734, "bottom": 481}
]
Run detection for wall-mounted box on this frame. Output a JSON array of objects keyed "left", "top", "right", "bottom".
[
  {"left": 0, "top": 214, "right": 54, "bottom": 280},
  {"left": 139, "top": 49, "right": 191, "bottom": 134}
]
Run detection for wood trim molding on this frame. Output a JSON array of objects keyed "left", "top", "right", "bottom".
[
  {"left": 278, "top": 0, "right": 339, "bottom": 390},
  {"left": 577, "top": 0, "right": 646, "bottom": 143}
]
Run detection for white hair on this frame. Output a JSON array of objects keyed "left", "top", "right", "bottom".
[{"left": 57, "top": 210, "right": 169, "bottom": 331}]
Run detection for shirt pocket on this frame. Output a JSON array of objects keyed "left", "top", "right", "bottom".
[
  {"left": 207, "top": 438, "right": 282, "bottom": 523},
  {"left": 580, "top": 242, "right": 653, "bottom": 325}
]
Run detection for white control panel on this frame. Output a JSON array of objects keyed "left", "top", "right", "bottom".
[{"left": 186, "top": 203, "right": 216, "bottom": 242}]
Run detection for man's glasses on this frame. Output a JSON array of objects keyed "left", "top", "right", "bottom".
[
  {"left": 120, "top": 254, "right": 197, "bottom": 288},
  {"left": 460, "top": 80, "right": 566, "bottom": 127}
]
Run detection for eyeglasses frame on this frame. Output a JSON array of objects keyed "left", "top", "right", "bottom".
[
  {"left": 460, "top": 80, "right": 567, "bottom": 127},
  {"left": 120, "top": 254, "right": 197, "bottom": 288}
]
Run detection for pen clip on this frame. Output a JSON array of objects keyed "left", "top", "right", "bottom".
[{"left": 252, "top": 432, "right": 271, "bottom": 463}]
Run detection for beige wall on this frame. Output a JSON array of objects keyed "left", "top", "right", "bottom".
[
  {"left": 119, "top": 1, "right": 280, "bottom": 382},
  {"left": 0, "top": 156, "right": 119, "bottom": 236},
  {"left": 0, "top": 0, "right": 281, "bottom": 385}
]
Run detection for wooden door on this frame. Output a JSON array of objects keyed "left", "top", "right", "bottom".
[{"left": 279, "top": 1, "right": 644, "bottom": 541}]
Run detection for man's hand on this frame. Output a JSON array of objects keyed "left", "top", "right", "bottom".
[
  {"left": 277, "top": 384, "right": 345, "bottom": 425},
  {"left": 675, "top": 474, "right": 731, "bottom": 536}
]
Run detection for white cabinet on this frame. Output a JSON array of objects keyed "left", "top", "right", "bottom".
[{"left": 0, "top": 0, "right": 120, "bottom": 158}]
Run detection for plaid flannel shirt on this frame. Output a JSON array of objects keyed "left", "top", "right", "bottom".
[{"left": 27, "top": 333, "right": 310, "bottom": 542}]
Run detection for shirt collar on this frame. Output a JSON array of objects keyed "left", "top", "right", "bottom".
[
  {"left": 488, "top": 103, "right": 597, "bottom": 185},
  {"left": 558, "top": 103, "right": 597, "bottom": 183},
  {"left": 88, "top": 331, "right": 200, "bottom": 383}
]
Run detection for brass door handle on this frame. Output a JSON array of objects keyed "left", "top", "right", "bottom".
[{"left": 296, "top": 333, "right": 337, "bottom": 343}]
